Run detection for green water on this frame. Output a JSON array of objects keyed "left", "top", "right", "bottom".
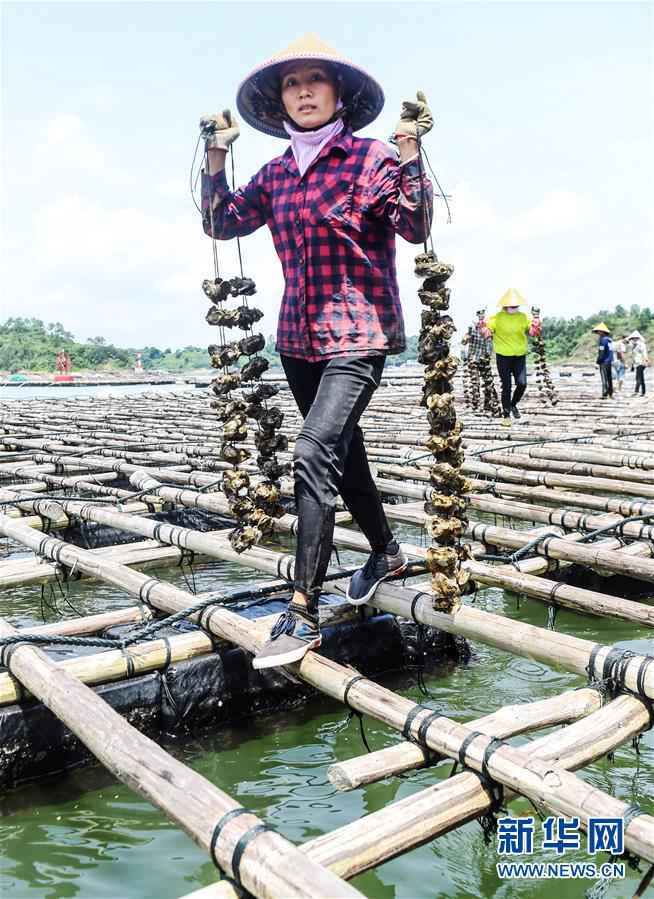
[{"left": 1, "top": 521, "right": 653, "bottom": 899}]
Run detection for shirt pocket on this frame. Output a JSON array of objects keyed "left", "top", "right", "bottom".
[{"left": 309, "top": 174, "right": 358, "bottom": 229}]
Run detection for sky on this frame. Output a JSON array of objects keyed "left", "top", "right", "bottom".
[{"left": 2, "top": 1, "right": 653, "bottom": 352}]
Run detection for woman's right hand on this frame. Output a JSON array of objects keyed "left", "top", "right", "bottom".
[{"left": 199, "top": 110, "right": 240, "bottom": 152}]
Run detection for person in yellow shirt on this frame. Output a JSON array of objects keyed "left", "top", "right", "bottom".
[{"left": 481, "top": 289, "right": 541, "bottom": 424}]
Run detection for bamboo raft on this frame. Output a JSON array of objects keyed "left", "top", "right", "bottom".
[{"left": 1, "top": 366, "right": 654, "bottom": 897}]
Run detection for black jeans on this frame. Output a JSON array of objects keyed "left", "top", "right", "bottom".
[
  {"left": 281, "top": 353, "right": 394, "bottom": 600},
  {"left": 635, "top": 365, "right": 646, "bottom": 395},
  {"left": 599, "top": 363, "right": 613, "bottom": 397},
  {"left": 495, "top": 354, "right": 527, "bottom": 415}
]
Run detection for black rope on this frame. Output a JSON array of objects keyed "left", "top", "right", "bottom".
[
  {"left": 474, "top": 530, "right": 562, "bottom": 569},
  {"left": 342, "top": 674, "right": 372, "bottom": 753},
  {"left": 634, "top": 862, "right": 654, "bottom": 898},
  {"left": 577, "top": 513, "right": 654, "bottom": 545},
  {"left": 587, "top": 643, "right": 605, "bottom": 689},
  {"left": 177, "top": 547, "right": 198, "bottom": 595},
  {"left": 0, "top": 578, "right": 322, "bottom": 664}
]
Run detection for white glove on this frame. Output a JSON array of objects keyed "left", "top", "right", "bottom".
[{"left": 199, "top": 109, "right": 240, "bottom": 152}]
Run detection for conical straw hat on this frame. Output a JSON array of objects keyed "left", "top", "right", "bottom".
[
  {"left": 627, "top": 330, "right": 643, "bottom": 340},
  {"left": 591, "top": 322, "right": 611, "bottom": 334},
  {"left": 236, "top": 33, "right": 384, "bottom": 139},
  {"left": 497, "top": 288, "right": 527, "bottom": 309}
]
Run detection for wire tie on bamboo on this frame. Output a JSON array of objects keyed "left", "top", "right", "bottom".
[
  {"left": 587, "top": 645, "right": 654, "bottom": 720},
  {"left": 161, "top": 635, "right": 173, "bottom": 670},
  {"left": 138, "top": 577, "right": 160, "bottom": 607},
  {"left": 401, "top": 701, "right": 437, "bottom": 743},
  {"left": 275, "top": 553, "right": 295, "bottom": 584},
  {"left": 231, "top": 824, "right": 272, "bottom": 885},
  {"left": 455, "top": 732, "right": 507, "bottom": 842},
  {"left": 409, "top": 592, "right": 431, "bottom": 625},
  {"left": 636, "top": 658, "right": 654, "bottom": 710},
  {"left": 415, "top": 711, "right": 443, "bottom": 760},
  {"left": 210, "top": 806, "right": 250, "bottom": 873},
  {"left": 209, "top": 806, "right": 273, "bottom": 885},
  {"left": 0, "top": 640, "right": 25, "bottom": 673},
  {"left": 342, "top": 674, "right": 373, "bottom": 754},
  {"left": 121, "top": 648, "right": 136, "bottom": 678},
  {"left": 585, "top": 803, "right": 646, "bottom": 899}
]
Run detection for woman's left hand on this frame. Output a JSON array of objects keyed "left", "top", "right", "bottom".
[{"left": 393, "top": 91, "right": 433, "bottom": 142}]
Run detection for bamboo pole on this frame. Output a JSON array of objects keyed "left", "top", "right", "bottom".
[
  {"left": 465, "top": 478, "right": 654, "bottom": 518},
  {"left": 0, "top": 629, "right": 218, "bottom": 704},
  {"left": 467, "top": 493, "right": 654, "bottom": 542},
  {"left": 328, "top": 688, "right": 601, "bottom": 790},
  {"left": 465, "top": 559, "right": 654, "bottom": 626},
  {"left": 0, "top": 616, "right": 362, "bottom": 899},
  {"left": 375, "top": 458, "right": 654, "bottom": 500},
  {"left": 527, "top": 444, "right": 654, "bottom": 470},
  {"left": 2, "top": 513, "right": 653, "bottom": 860},
  {"left": 180, "top": 693, "right": 652, "bottom": 898},
  {"left": 304, "top": 693, "right": 653, "bottom": 880},
  {"left": 4, "top": 495, "right": 653, "bottom": 704},
  {"left": 465, "top": 520, "right": 654, "bottom": 582},
  {"left": 477, "top": 451, "right": 654, "bottom": 486},
  {"left": 9, "top": 482, "right": 649, "bottom": 630},
  {"left": 380, "top": 498, "right": 654, "bottom": 582}
]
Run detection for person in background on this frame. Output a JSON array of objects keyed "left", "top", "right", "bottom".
[
  {"left": 613, "top": 334, "right": 627, "bottom": 391},
  {"left": 480, "top": 289, "right": 541, "bottom": 426},
  {"left": 464, "top": 316, "right": 493, "bottom": 366},
  {"left": 592, "top": 322, "right": 614, "bottom": 398},
  {"left": 627, "top": 330, "right": 649, "bottom": 396},
  {"left": 200, "top": 34, "right": 434, "bottom": 668},
  {"left": 460, "top": 327, "right": 471, "bottom": 363}
]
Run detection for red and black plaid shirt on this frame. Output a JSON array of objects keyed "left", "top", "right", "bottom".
[{"left": 201, "top": 129, "right": 433, "bottom": 362}]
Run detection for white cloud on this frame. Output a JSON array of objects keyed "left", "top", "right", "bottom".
[
  {"left": 35, "top": 114, "right": 106, "bottom": 174},
  {"left": 505, "top": 189, "right": 594, "bottom": 241},
  {"left": 33, "top": 194, "right": 196, "bottom": 271},
  {"left": 445, "top": 180, "right": 497, "bottom": 232},
  {"left": 3, "top": 112, "right": 650, "bottom": 351}
]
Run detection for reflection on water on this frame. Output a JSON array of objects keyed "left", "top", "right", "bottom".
[{"left": 1, "top": 522, "right": 653, "bottom": 898}]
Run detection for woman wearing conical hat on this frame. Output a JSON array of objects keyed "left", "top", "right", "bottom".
[
  {"left": 200, "top": 34, "right": 434, "bottom": 668},
  {"left": 626, "top": 330, "right": 649, "bottom": 396},
  {"left": 591, "top": 322, "right": 614, "bottom": 399},
  {"left": 480, "top": 288, "right": 542, "bottom": 424}
]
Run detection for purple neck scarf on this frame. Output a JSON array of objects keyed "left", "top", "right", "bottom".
[{"left": 283, "top": 104, "right": 345, "bottom": 177}]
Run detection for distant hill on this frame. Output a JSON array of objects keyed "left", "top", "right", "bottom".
[
  {"left": 0, "top": 318, "right": 280, "bottom": 373},
  {"left": 2, "top": 307, "right": 651, "bottom": 373},
  {"left": 538, "top": 305, "right": 653, "bottom": 363}
]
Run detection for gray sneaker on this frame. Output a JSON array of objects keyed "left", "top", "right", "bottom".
[
  {"left": 252, "top": 602, "right": 321, "bottom": 670},
  {"left": 346, "top": 545, "right": 408, "bottom": 606}
]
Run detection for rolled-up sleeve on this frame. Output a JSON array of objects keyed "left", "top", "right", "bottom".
[
  {"left": 365, "top": 150, "right": 433, "bottom": 244},
  {"left": 201, "top": 168, "right": 269, "bottom": 240}
]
